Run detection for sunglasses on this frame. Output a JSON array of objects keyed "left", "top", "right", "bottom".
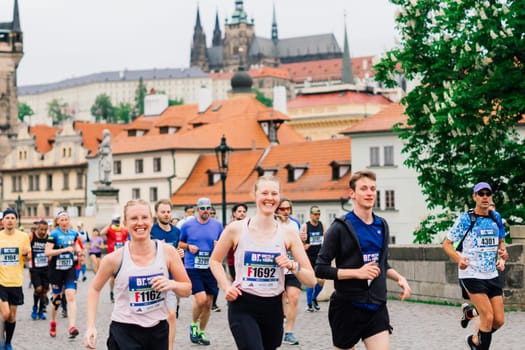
[
  {"left": 198, "top": 206, "right": 212, "bottom": 211},
  {"left": 476, "top": 190, "right": 492, "bottom": 197}
]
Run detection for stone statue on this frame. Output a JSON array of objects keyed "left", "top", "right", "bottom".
[{"left": 97, "top": 129, "right": 112, "bottom": 186}]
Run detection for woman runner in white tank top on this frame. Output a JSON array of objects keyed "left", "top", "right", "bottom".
[
  {"left": 210, "top": 176, "right": 316, "bottom": 350},
  {"left": 84, "top": 199, "right": 191, "bottom": 349}
]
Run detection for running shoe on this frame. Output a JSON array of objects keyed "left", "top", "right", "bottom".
[
  {"left": 69, "top": 326, "right": 79, "bottom": 339},
  {"left": 176, "top": 304, "right": 180, "bottom": 319},
  {"left": 312, "top": 299, "right": 321, "bottom": 311},
  {"left": 82, "top": 276, "right": 87, "bottom": 282},
  {"left": 197, "top": 331, "right": 211, "bottom": 346},
  {"left": 305, "top": 305, "right": 314, "bottom": 313},
  {"left": 49, "top": 320, "right": 57, "bottom": 337},
  {"left": 5, "top": 344, "right": 12, "bottom": 350},
  {"left": 61, "top": 309, "right": 68, "bottom": 318},
  {"left": 38, "top": 310, "right": 47, "bottom": 320},
  {"left": 465, "top": 334, "right": 478, "bottom": 350},
  {"left": 283, "top": 332, "right": 300, "bottom": 345},
  {"left": 190, "top": 323, "right": 200, "bottom": 344},
  {"left": 31, "top": 305, "right": 38, "bottom": 320},
  {"left": 461, "top": 303, "right": 472, "bottom": 328},
  {"left": 211, "top": 304, "right": 221, "bottom": 312}
]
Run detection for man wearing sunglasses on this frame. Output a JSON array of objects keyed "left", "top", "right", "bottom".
[
  {"left": 443, "top": 182, "right": 508, "bottom": 350},
  {"left": 179, "top": 198, "right": 223, "bottom": 346}
]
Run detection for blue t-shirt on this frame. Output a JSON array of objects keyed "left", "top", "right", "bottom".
[
  {"left": 180, "top": 218, "right": 223, "bottom": 269},
  {"left": 48, "top": 227, "right": 79, "bottom": 271},
  {"left": 150, "top": 222, "right": 180, "bottom": 248},
  {"left": 447, "top": 211, "right": 505, "bottom": 279},
  {"left": 345, "top": 211, "right": 384, "bottom": 264}
]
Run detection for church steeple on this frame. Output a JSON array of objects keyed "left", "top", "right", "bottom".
[
  {"left": 230, "top": 0, "right": 249, "bottom": 25},
  {"left": 212, "top": 9, "right": 222, "bottom": 47},
  {"left": 341, "top": 13, "right": 354, "bottom": 84},
  {"left": 190, "top": 4, "right": 208, "bottom": 71},
  {"left": 271, "top": 3, "right": 278, "bottom": 45},
  {"left": 12, "top": 0, "right": 22, "bottom": 33}
]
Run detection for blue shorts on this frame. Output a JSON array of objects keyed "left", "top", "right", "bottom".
[
  {"left": 49, "top": 267, "right": 77, "bottom": 293},
  {"left": 187, "top": 269, "right": 218, "bottom": 295}
]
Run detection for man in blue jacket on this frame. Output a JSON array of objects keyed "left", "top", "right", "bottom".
[{"left": 315, "top": 170, "right": 411, "bottom": 350}]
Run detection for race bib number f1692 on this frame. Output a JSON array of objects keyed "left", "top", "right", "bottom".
[{"left": 241, "top": 251, "right": 280, "bottom": 289}]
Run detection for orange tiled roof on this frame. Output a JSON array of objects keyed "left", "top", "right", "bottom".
[
  {"left": 209, "top": 67, "right": 290, "bottom": 81},
  {"left": 281, "top": 56, "right": 376, "bottom": 83},
  {"left": 288, "top": 90, "right": 392, "bottom": 109},
  {"left": 172, "top": 138, "right": 351, "bottom": 205},
  {"left": 341, "top": 103, "right": 407, "bottom": 134},
  {"left": 29, "top": 124, "right": 61, "bottom": 154},
  {"left": 74, "top": 122, "right": 127, "bottom": 157}
]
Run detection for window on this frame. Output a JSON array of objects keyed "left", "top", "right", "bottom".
[
  {"left": 135, "top": 159, "right": 144, "bottom": 174},
  {"left": 46, "top": 174, "right": 53, "bottom": 191},
  {"left": 374, "top": 190, "right": 381, "bottom": 210},
  {"left": 11, "top": 176, "right": 22, "bottom": 192},
  {"left": 385, "top": 190, "right": 396, "bottom": 210},
  {"left": 76, "top": 172, "right": 83, "bottom": 189},
  {"left": 330, "top": 161, "right": 351, "bottom": 180},
  {"left": 27, "top": 205, "right": 38, "bottom": 217},
  {"left": 114, "top": 160, "right": 122, "bottom": 175},
  {"left": 384, "top": 146, "right": 394, "bottom": 166},
  {"left": 153, "top": 158, "right": 162, "bottom": 172},
  {"left": 207, "top": 170, "right": 221, "bottom": 186},
  {"left": 28, "top": 175, "right": 40, "bottom": 191},
  {"left": 369, "top": 147, "right": 380, "bottom": 166},
  {"left": 44, "top": 205, "right": 51, "bottom": 217},
  {"left": 149, "top": 187, "right": 158, "bottom": 202},
  {"left": 132, "top": 188, "right": 140, "bottom": 199},
  {"left": 285, "top": 164, "right": 309, "bottom": 183},
  {"left": 63, "top": 172, "right": 70, "bottom": 190}
]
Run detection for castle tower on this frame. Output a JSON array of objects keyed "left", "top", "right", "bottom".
[
  {"left": 222, "top": 0, "right": 255, "bottom": 71},
  {"left": 190, "top": 5, "right": 209, "bottom": 71},
  {"left": 212, "top": 9, "right": 222, "bottom": 47},
  {"left": 0, "top": 0, "right": 24, "bottom": 165}
]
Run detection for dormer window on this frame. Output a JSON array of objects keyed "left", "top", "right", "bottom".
[
  {"left": 206, "top": 169, "right": 221, "bottom": 186},
  {"left": 127, "top": 130, "right": 147, "bottom": 137},
  {"left": 284, "top": 163, "right": 309, "bottom": 183},
  {"left": 329, "top": 160, "right": 351, "bottom": 181},
  {"left": 159, "top": 126, "right": 178, "bottom": 135},
  {"left": 255, "top": 166, "right": 278, "bottom": 177}
]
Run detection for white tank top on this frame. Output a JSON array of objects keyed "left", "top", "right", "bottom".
[
  {"left": 111, "top": 240, "right": 169, "bottom": 327},
  {"left": 233, "top": 219, "right": 287, "bottom": 297}
]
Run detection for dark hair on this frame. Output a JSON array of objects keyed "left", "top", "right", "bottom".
[
  {"left": 276, "top": 198, "right": 293, "bottom": 214},
  {"left": 184, "top": 205, "right": 194, "bottom": 211},
  {"left": 231, "top": 203, "right": 248, "bottom": 215},
  {"left": 349, "top": 170, "right": 377, "bottom": 190}
]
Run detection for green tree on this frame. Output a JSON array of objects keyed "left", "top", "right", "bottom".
[
  {"left": 18, "top": 102, "right": 34, "bottom": 122},
  {"left": 254, "top": 88, "right": 272, "bottom": 107},
  {"left": 48, "top": 99, "right": 72, "bottom": 125},
  {"left": 169, "top": 97, "right": 184, "bottom": 106},
  {"left": 134, "top": 77, "right": 147, "bottom": 116},
  {"left": 114, "top": 102, "right": 132, "bottom": 123},
  {"left": 375, "top": 1, "right": 525, "bottom": 243},
  {"left": 90, "top": 93, "right": 115, "bottom": 122}
]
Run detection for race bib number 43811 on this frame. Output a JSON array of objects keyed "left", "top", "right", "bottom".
[
  {"left": 241, "top": 251, "right": 280, "bottom": 289},
  {"left": 128, "top": 273, "right": 165, "bottom": 314}
]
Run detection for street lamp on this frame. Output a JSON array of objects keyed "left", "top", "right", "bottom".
[
  {"left": 14, "top": 195, "right": 23, "bottom": 226},
  {"left": 215, "top": 135, "right": 232, "bottom": 226}
]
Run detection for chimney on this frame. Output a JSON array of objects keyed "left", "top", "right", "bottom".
[
  {"left": 144, "top": 94, "right": 169, "bottom": 116},
  {"left": 198, "top": 86, "right": 213, "bottom": 113},
  {"left": 272, "top": 86, "right": 287, "bottom": 115}
]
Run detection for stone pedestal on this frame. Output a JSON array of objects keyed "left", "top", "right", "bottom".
[
  {"left": 92, "top": 186, "right": 119, "bottom": 229},
  {"left": 510, "top": 225, "right": 525, "bottom": 244}
]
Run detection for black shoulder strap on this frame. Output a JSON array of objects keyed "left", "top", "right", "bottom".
[{"left": 456, "top": 210, "right": 477, "bottom": 252}]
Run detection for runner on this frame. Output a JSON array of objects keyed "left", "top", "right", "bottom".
[
  {"left": 0, "top": 208, "right": 31, "bottom": 350},
  {"left": 45, "top": 211, "right": 82, "bottom": 339},
  {"left": 88, "top": 228, "right": 104, "bottom": 273},
  {"left": 84, "top": 199, "right": 191, "bottom": 350},
  {"left": 29, "top": 219, "right": 50, "bottom": 321}
]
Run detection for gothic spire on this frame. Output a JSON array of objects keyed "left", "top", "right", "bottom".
[
  {"left": 341, "top": 13, "right": 354, "bottom": 84},
  {"left": 212, "top": 8, "right": 222, "bottom": 47},
  {"left": 195, "top": 4, "right": 202, "bottom": 29},
  {"left": 12, "top": 0, "right": 21, "bottom": 32},
  {"left": 271, "top": 2, "right": 278, "bottom": 45}
]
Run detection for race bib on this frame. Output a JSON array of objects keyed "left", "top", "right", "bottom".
[
  {"left": 309, "top": 231, "right": 323, "bottom": 245},
  {"left": 128, "top": 273, "right": 165, "bottom": 313},
  {"left": 115, "top": 241, "right": 125, "bottom": 249},
  {"left": 56, "top": 253, "right": 73, "bottom": 270},
  {"left": 241, "top": 251, "right": 279, "bottom": 289},
  {"left": 0, "top": 247, "right": 19, "bottom": 266},
  {"left": 34, "top": 252, "right": 48, "bottom": 268},
  {"left": 194, "top": 250, "right": 211, "bottom": 269}
]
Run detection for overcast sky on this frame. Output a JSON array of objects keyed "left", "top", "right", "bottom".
[{"left": 2, "top": 0, "right": 399, "bottom": 86}]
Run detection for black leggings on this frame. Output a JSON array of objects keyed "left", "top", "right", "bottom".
[{"left": 228, "top": 292, "right": 284, "bottom": 350}]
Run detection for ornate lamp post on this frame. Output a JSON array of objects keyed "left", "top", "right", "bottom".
[
  {"left": 215, "top": 135, "right": 232, "bottom": 226},
  {"left": 14, "top": 195, "right": 23, "bottom": 227}
]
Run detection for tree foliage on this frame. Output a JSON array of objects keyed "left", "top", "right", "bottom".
[
  {"left": 134, "top": 77, "right": 147, "bottom": 116},
  {"left": 254, "top": 88, "right": 272, "bottom": 107},
  {"left": 18, "top": 102, "right": 34, "bottom": 122},
  {"left": 90, "top": 94, "right": 115, "bottom": 122},
  {"left": 47, "top": 99, "right": 72, "bottom": 125},
  {"left": 114, "top": 102, "right": 132, "bottom": 123},
  {"left": 375, "top": 0, "right": 525, "bottom": 242}
]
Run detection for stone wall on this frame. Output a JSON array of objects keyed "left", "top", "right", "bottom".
[{"left": 387, "top": 243, "right": 525, "bottom": 309}]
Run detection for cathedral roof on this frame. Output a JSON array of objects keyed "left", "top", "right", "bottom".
[
  {"left": 207, "top": 46, "right": 224, "bottom": 67},
  {"left": 277, "top": 34, "right": 341, "bottom": 61}
]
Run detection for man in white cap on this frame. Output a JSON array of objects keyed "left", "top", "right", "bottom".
[
  {"left": 443, "top": 182, "right": 508, "bottom": 350},
  {"left": 178, "top": 198, "right": 223, "bottom": 346}
]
